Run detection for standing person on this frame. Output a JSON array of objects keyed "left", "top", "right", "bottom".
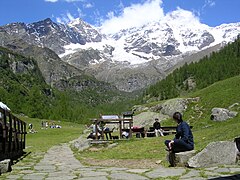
[
  {"left": 153, "top": 118, "right": 164, "bottom": 137},
  {"left": 165, "top": 112, "right": 194, "bottom": 153}
]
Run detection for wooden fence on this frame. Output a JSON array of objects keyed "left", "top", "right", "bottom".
[{"left": 0, "top": 107, "right": 27, "bottom": 161}]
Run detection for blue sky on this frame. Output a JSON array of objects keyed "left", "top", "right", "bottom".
[{"left": 0, "top": 0, "right": 239, "bottom": 28}]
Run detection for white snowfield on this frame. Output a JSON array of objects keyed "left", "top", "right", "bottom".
[{"left": 59, "top": 13, "right": 240, "bottom": 66}]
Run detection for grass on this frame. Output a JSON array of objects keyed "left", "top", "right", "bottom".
[
  {"left": 17, "top": 116, "right": 84, "bottom": 153},
  {"left": 77, "top": 75, "right": 240, "bottom": 165},
  {"left": 3, "top": 75, "right": 239, "bottom": 171}
]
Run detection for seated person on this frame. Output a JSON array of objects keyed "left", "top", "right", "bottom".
[
  {"left": 153, "top": 118, "right": 164, "bottom": 137},
  {"left": 87, "top": 123, "right": 102, "bottom": 140},
  {"left": 165, "top": 112, "right": 194, "bottom": 153},
  {"left": 122, "top": 131, "right": 129, "bottom": 139}
]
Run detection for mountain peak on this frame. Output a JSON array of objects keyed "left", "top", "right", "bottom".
[{"left": 68, "top": 18, "right": 85, "bottom": 26}]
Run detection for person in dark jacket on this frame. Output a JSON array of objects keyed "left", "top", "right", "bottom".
[
  {"left": 153, "top": 118, "right": 164, "bottom": 136},
  {"left": 165, "top": 112, "right": 194, "bottom": 153}
]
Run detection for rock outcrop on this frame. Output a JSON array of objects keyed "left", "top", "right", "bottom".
[
  {"left": 167, "top": 150, "right": 196, "bottom": 167},
  {"left": 133, "top": 112, "right": 168, "bottom": 128},
  {"left": 160, "top": 98, "right": 199, "bottom": 117},
  {"left": 188, "top": 141, "right": 238, "bottom": 168},
  {"left": 210, "top": 108, "right": 238, "bottom": 121}
]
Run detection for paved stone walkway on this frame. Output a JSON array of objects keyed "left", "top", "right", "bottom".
[{"left": 3, "top": 143, "right": 240, "bottom": 180}]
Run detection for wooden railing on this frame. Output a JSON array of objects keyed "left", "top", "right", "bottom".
[{"left": 0, "top": 107, "right": 27, "bottom": 161}]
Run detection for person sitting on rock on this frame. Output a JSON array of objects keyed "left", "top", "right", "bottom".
[
  {"left": 153, "top": 118, "right": 164, "bottom": 137},
  {"left": 165, "top": 112, "right": 194, "bottom": 153}
]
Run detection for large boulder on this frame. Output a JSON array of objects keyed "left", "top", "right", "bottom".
[
  {"left": 160, "top": 98, "right": 189, "bottom": 117},
  {"left": 188, "top": 141, "right": 238, "bottom": 168},
  {"left": 133, "top": 112, "right": 168, "bottom": 128},
  {"left": 167, "top": 150, "right": 196, "bottom": 167},
  {"left": 71, "top": 135, "right": 91, "bottom": 151},
  {"left": 211, "top": 108, "right": 238, "bottom": 121}
]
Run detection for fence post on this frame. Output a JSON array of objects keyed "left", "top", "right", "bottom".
[
  {"left": 23, "top": 122, "right": 26, "bottom": 149},
  {"left": 2, "top": 110, "right": 7, "bottom": 154},
  {"left": 8, "top": 114, "right": 13, "bottom": 153}
]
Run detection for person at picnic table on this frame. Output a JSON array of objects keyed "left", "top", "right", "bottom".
[
  {"left": 153, "top": 118, "right": 164, "bottom": 137},
  {"left": 165, "top": 112, "right": 194, "bottom": 153},
  {"left": 87, "top": 122, "right": 102, "bottom": 139}
]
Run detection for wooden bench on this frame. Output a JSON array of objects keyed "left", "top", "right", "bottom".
[
  {"left": 122, "top": 127, "right": 145, "bottom": 138},
  {"left": 147, "top": 126, "right": 193, "bottom": 136}
]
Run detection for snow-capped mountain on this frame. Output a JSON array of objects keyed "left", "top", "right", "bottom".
[
  {"left": 0, "top": 18, "right": 101, "bottom": 54},
  {"left": 61, "top": 15, "right": 240, "bottom": 66},
  {"left": 0, "top": 17, "right": 239, "bottom": 92}
]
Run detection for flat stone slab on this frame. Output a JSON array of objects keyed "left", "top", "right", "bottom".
[
  {"left": 229, "top": 167, "right": 240, "bottom": 173},
  {"left": 213, "top": 168, "right": 230, "bottom": 173},
  {"left": 13, "top": 166, "right": 33, "bottom": 170},
  {"left": 45, "top": 175, "right": 77, "bottom": 180},
  {"left": 6, "top": 175, "right": 24, "bottom": 179},
  {"left": 179, "top": 169, "right": 200, "bottom": 179},
  {"left": 19, "top": 170, "right": 35, "bottom": 174},
  {"left": 109, "top": 172, "right": 149, "bottom": 180},
  {"left": 98, "top": 167, "right": 129, "bottom": 172},
  {"left": 181, "top": 177, "right": 207, "bottom": 180},
  {"left": 204, "top": 171, "right": 221, "bottom": 178},
  {"left": 80, "top": 171, "right": 109, "bottom": 177},
  {"left": 47, "top": 171, "right": 74, "bottom": 177},
  {"left": 146, "top": 167, "right": 185, "bottom": 178},
  {"left": 126, "top": 169, "right": 150, "bottom": 174},
  {"left": 78, "top": 176, "right": 108, "bottom": 180},
  {"left": 22, "top": 173, "right": 47, "bottom": 180},
  {"left": 34, "top": 165, "right": 56, "bottom": 171}
]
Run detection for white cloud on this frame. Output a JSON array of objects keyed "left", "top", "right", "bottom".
[
  {"left": 56, "top": 12, "right": 77, "bottom": 24},
  {"left": 202, "top": 0, "right": 216, "bottom": 10},
  {"left": 100, "top": 0, "right": 164, "bottom": 34},
  {"left": 45, "top": 0, "right": 58, "bottom": 2},
  {"left": 77, "top": 7, "right": 86, "bottom": 18},
  {"left": 83, "top": 3, "right": 94, "bottom": 9}
]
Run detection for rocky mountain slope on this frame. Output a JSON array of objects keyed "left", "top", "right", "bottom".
[{"left": 1, "top": 17, "right": 239, "bottom": 92}]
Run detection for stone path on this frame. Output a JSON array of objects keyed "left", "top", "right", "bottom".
[{"left": 3, "top": 143, "right": 240, "bottom": 180}]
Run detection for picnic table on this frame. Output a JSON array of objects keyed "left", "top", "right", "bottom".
[{"left": 91, "top": 112, "right": 134, "bottom": 140}]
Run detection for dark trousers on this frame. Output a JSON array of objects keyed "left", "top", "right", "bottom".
[{"left": 165, "top": 139, "right": 193, "bottom": 153}]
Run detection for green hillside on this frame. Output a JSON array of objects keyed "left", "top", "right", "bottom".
[
  {"left": 144, "top": 37, "right": 240, "bottom": 101},
  {"left": 0, "top": 46, "right": 134, "bottom": 123},
  {"left": 79, "top": 75, "right": 240, "bottom": 162}
]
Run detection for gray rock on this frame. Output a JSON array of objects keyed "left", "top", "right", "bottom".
[
  {"left": 71, "top": 136, "right": 91, "bottom": 151},
  {"left": 188, "top": 141, "right": 238, "bottom": 168},
  {"left": 160, "top": 98, "right": 189, "bottom": 117},
  {"left": 146, "top": 167, "right": 185, "bottom": 178},
  {"left": 211, "top": 108, "right": 238, "bottom": 121},
  {"left": 132, "top": 105, "right": 149, "bottom": 113},
  {"left": 133, "top": 112, "right": 168, "bottom": 127},
  {"left": 174, "top": 150, "right": 196, "bottom": 167},
  {"left": 107, "top": 143, "right": 118, "bottom": 149},
  {"left": 0, "top": 159, "right": 11, "bottom": 174}
]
